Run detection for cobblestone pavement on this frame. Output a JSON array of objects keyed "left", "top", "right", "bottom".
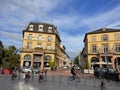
[{"left": 0, "top": 73, "right": 120, "bottom": 90}]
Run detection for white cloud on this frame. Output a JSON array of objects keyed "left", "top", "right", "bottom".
[
  {"left": 52, "top": 4, "right": 120, "bottom": 32},
  {"left": 61, "top": 32, "right": 84, "bottom": 58},
  {"left": 81, "top": 5, "right": 120, "bottom": 30},
  {"left": 106, "top": 21, "right": 120, "bottom": 28},
  {"left": 0, "top": 31, "right": 22, "bottom": 41},
  {"left": 0, "top": 0, "right": 120, "bottom": 59}
]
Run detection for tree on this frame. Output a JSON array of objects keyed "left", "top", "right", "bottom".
[
  {"left": 49, "top": 60, "right": 56, "bottom": 71},
  {"left": 2, "top": 45, "right": 20, "bottom": 69},
  {"left": 74, "top": 56, "right": 79, "bottom": 66}
]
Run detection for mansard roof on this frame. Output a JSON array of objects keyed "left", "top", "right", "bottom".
[
  {"left": 23, "top": 22, "right": 61, "bottom": 42},
  {"left": 83, "top": 28, "right": 120, "bottom": 42},
  {"left": 24, "top": 22, "right": 59, "bottom": 34},
  {"left": 87, "top": 28, "right": 120, "bottom": 34}
]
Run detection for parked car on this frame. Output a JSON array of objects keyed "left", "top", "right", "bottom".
[
  {"left": 22, "top": 68, "right": 32, "bottom": 73},
  {"left": 94, "top": 68, "right": 119, "bottom": 81}
]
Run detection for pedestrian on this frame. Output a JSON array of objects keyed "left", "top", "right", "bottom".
[
  {"left": 31, "top": 68, "right": 34, "bottom": 80},
  {"left": 115, "top": 70, "right": 119, "bottom": 82},
  {"left": 70, "top": 66, "right": 76, "bottom": 80},
  {"left": 44, "top": 69, "right": 47, "bottom": 81},
  {"left": 0, "top": 67, "right": 2, "bottom": 74},
  {"left": 39, "top": 70, "right": 44, "bottom": 82}
]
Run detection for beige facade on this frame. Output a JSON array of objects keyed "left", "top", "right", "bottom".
[
  {"left": 20, "top": 22, "right": 70, "bottom": 69},
  {"left": 82, "top": 28, "right": 120, "bottom": 72}
]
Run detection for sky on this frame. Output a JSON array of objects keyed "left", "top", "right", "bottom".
[{"left": 0, "top": 0, "right": 120, "bottom": 60}]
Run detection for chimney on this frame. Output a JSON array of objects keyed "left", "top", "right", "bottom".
[{"left": 102, "top": 27, "right": 106, "bottom": 31}]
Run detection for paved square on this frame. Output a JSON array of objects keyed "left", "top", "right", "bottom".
[{"left": 0, "top": 74, "right": 120, "bottom": 90}]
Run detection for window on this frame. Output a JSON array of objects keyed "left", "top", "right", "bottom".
[
  {"left": 44, "top": 55, "right": 51, "bottom": 62},
  {"left": 29, "top": 25, "right": 33, "bottom": 31},
  {"left": 91, "top": 36, "right": 96, "bottom": 41},
  {"left": 38, "top": 25, "right": 43, "bottom": 32},
  {"left": 46, "top": 43, "right": 52, "bottom": 49},
  {"left": 102, "top": 35, "right": 108, "bottom": 41},
  {"left": 91, "top": 45, "right": 97, "bottom": 53},
  {"left": 24, "top": 54, "right": 32, "bottom": 61},
  {"left": 115, "top": 44, "right": 120, "bottom": 52},
  {"left": 28, "top": 34, "right": 33, "bottom": 40},
  {"left": 36, "top": 43, "right": 42, "bottom": 48},
  {"left": 47, "top": 36, "right": 52, "bottom": 41},
  {"left": 26, "top": 42, "right": 32, "bottom": 48},
  {"left": 48, "top": 27, "right": 52, "bottom": 33},
  {"left": 102, "top": 44, "right": 109, "bottom": 53},
  {"left": 114, "top": 34, "right": 120, "bottom": 40},
  {"left": 38, "top": 35, "right": 43, "bottom": 40}
]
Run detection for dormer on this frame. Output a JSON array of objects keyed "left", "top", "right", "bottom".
[
  {"left": 29, "top": 24, "right": 34, "bottom": 31},
  {"left": 38, "top": 25, "right": 43, "bottom": 32},
  {"left": 48, "top": 27, "right": 52, "bottom": 33}
]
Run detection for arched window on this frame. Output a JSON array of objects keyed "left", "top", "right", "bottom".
[
  {"left": 44, "top": 55, "right": 51, "bottom": 62},
  {"left": 24, "top": 54, "right": 32, "bottom": 61},
  {"left": 91, "top": 57, "right": 99, "bottom": 63}
]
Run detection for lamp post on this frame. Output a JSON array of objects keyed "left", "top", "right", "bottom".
[{"left": 105, "top": 56, "right": 109, "bottom": 81}]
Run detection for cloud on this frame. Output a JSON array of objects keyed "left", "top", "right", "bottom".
[
  {"left": 61, "top": 32, "right": 84, "bottom": 58},
  {"left": 0, "top": 31, "right": 22, "bottom": 41},
  {"left": 0, "top": 0, "right": 120, "bottom": 59},
  {"left": 51, "top": 4, "right": 120, "bottom": 32},
  {"left": 106, "top": 21, "right": 120, "bottom": 28},
  {"left": 81, "top": 5, "right": 120, "bottom": 30}
]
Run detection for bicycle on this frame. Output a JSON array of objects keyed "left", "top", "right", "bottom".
[
  {"left": 11, "top": 74, "right": 17, "bottom": 80},
  {"left": 11, "top": 71, "right": 17, "bottom": 80},
  {"left": 25, "top": 72, "right": 31, "bottom": 81},
  {"left": 39, "top": 75, "right": 44, "bottom": 82},
  {"left": 38, "top": 71, "right": 44, "bottom": 83},
  {"left": 68, "top": 71, "right": 81, "bottom": 83}
]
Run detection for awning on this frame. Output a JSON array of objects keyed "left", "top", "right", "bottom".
[{"left": 91, "top": 61, "right": 112, "bottom": 65}]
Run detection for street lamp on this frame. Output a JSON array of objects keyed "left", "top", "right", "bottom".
[{"left": 105, "top": 56, "right": 109, "bottom": 81}]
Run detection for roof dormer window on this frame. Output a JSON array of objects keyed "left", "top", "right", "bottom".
[
  {"left": 48, "top": 27, "right": 52, "bottom": 33},
  {"left": 38, "top": 25, "right": 43, "bottom": 32},
  {"left": 29, "top": 25, "right": 33, "bottom": 31}
]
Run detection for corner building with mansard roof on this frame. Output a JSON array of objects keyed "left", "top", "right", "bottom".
[
  {"left": 81, "top": 28, "right": 120, "bottom": 72},
  {"left": 20, "top": 22, "right": 70, "bottom": 69}
]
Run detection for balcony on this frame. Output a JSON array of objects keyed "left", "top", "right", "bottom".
[
  {"left": 44, "top": 49, "right": 56, "bottom": 54},
  {"left": 88, "top": 50, "right": 98, "bottom": 54},
  {"left": 21, "top": 48, "right": 33, "bottom": 52},
  {"left": 33, "top": 47, "right": 44, "bottom": 54}
]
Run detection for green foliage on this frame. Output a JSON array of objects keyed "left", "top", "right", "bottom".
[
  {"left": 2, "top": 45, "right": 20, "bottom": 69},
  {"left": 74, "top": 56, "right": 79, "bottom": 65},
  {"left": 49, "top": 60, "right": 56, "bottom": 68},
  {"left": 82, "top": 62, "right": 87, "bottom": 69},
  {"left": 82, "top": 62, "right": 90, "bottom": 69}
]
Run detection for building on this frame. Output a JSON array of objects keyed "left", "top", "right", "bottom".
[
  {"left": 0, "top": 41, "right": 3, "bottom": 65},
  {"left": 81, "top": 28, "right": 120, "bottom": 72},
  {"left": 20, "top": 22, "right": 70, "bottom": 69}
]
